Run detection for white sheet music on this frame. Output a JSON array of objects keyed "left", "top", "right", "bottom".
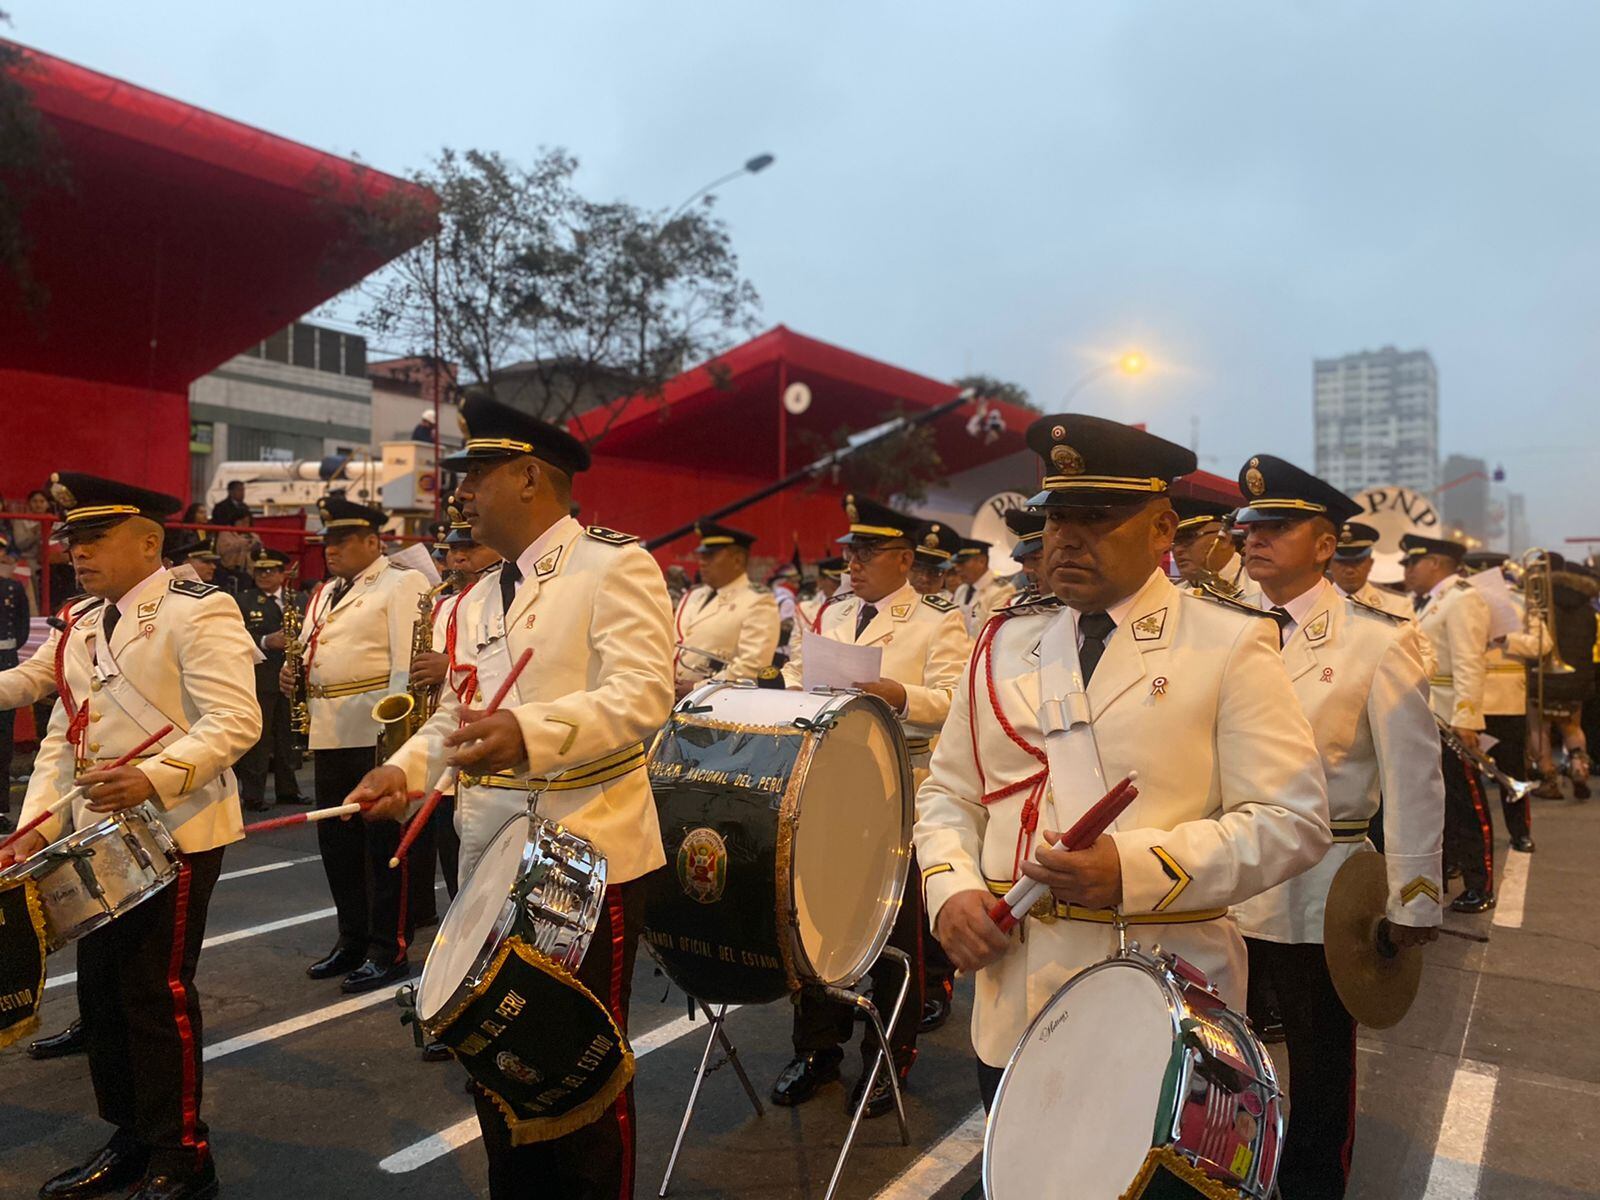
[
  {"left": 1467, "top": 569, "right": 1521, "bottom": 641},
  {"left": 800, "top": 629, "right": 882, "bottom": 692}
]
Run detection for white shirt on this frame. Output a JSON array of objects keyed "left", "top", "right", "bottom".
[
  {"left": 1074, "top": 570, "right": 1153, "bottom": 648},
  {"left": 513, "top": 520, "right": 569, "bottom": 591},
  {"left": 1258, "top": 576, "right": 1330, "bottom": 644}
]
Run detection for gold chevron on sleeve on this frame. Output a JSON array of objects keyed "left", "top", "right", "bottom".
[
  {"left": 158, "top": 756, "right": 198, "bottom": 793},
  {"left": 1400, "top": 876, "right": 1441, "bottom": 905},
  {"left": 1150, "top": 846, "right": 1191, "bottom": 912}
]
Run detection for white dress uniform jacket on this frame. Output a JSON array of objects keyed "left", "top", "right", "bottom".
[
  {"left": 0, "top": 625, "right": 59, "bottom": 709},
  {"left": 1416, "top": 576, "right": 1491, "bottom": 731},
  {"left": 386, "top": 518, "right": 674, "bottom": 884},
  {"left": 958, "top": 571, "right": 1018, "bottom": 637},
  {"left": 1233, "top": 581, "right": 1443, "bottom": 943},
  {"left": 303, "top": 557, "right": 431, "bottom": 751},
  {"left": 1342, "top": 580, "right": 1435, "bottom": 676},
  {"left": 913, "top": 570, "right": 1331, "bottom": 1066},
  {"left": 781, "top": 582, "right": 970, "bottom": 760},
  {"left": 672, "top": 575, "right": 780, "bottom": 684},
  {"left": 17, "top": 568, "right": 261, "bottom": 854},
  {"left": 1484, "top": 596, "right": 1549, "bottom": 716}
]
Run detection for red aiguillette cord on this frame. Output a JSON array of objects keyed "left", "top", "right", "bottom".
[
  {"left": 0, "top": 723, "right": 176, "bottom": 854},
  {"left": 987, "top": 772, "right": 1140, "bottom": 933},
  {"left": 388, "top": 647, "right": 533, "bottom": 869}
]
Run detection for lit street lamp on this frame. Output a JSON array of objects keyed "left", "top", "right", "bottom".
[{"left": 1062, "top": 351, "right": 1149, "bottom": 404}]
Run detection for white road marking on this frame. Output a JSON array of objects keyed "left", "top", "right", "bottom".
[
  {"left": 1422, "top": 1060, "right": 1500, "bottom": 1200},
  {"left": 219, "top": 854, "right": 321, "bottom": 882},
  {"left": 872, "top": 1106, "right": 985, "bottom": 1198},
  {"left": 206, "top": 987, "right": 397, "bottom": 1060},
  {"left": 1492, "top": 850, "right": 1529, "bottom": 929},
  {"left": 45, "top": 906, "right": 338, "bottom": 992},
  {"left": 378, "top": 1007, "right": 736, "bottom": 1174}
]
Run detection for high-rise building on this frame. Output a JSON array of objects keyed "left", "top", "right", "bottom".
[
  {"left": 1439, "top": 453, "right": 1490, "bottom": 545},
  {"left": 1313, "top": 347, "right": 1439, "bottom": 495}
]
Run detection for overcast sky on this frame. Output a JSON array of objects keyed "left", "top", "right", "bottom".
[{"left": 15, "top": 2, "right": 1599, "bottom": 545}]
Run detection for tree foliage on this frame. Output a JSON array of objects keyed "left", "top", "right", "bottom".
[
  {"left": 358, "top": 148, "right": 761, "bottom": 443},
  {"left": 798, "top": 404, "right": 947, "bottom": 504},
  {"left": 954, "top": 373, "right": 1034, "bottom": 411}
]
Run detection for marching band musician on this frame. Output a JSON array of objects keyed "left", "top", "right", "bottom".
[
  {"left": 1002, "top": 508, "right": 1046, "bottom": 596},
  {"left": 234, "top": 548, "right": 308, "bottom": 811},
  {"left": 952, "top": 537, "right": 1016, "bottom": 636},
  {"left": 913, "top": 416, "right": 1331, "bottom": 1122},
  {"left": 775, "top": 497, "right": 971, "bottom": 1117},
  {"left": 670, "top": 521, "right": 780, "bottom": 697},
  {"left": 0, "top": 473, "right": 260, "bottom": 1200},
  {"left": 1229, "top": 456, "right": 1442, "bottom": 1200},
  {"left": 1462, "top": 550, "right": 1546, "bottom": 853},
  {"left": 909, "top": 518, "right": 962, "bottom": 596},
  {"left": 1170, "top": 496, "right": 1261, "bottom": 601},
  {"left": 347, "top": 391, "right": 674, "bottom": 1200},
  {"left": 1402, "top": 533, "right": 1497, "bottom": 913},
  {"left": 282, "top": 496, "right": 431, "bottom": 991},
  {"left": 788, "top": 556, "right": 846, "bottom": 660}
]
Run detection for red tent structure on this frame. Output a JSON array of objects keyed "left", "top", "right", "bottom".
[{"left": 0, "top": 41, "right": 436, "bottom": 503}]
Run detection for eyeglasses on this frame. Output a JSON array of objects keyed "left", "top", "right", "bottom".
[{"left": 841, "top": 542, "right": 910, "bottom": 565}]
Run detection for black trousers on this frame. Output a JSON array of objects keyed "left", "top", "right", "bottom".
[
  {"left": 314, "top": 746, "right": 411, "bottom": 963},
  {"left": 1484, "top": 713, "right": 1532, "bottom": 841},
  {"left": 1441, "top": 741, "right": 1495, "bottom": 894},
  {"left": 1246, "top": 938, "right": 1357, "bottom": 1200},
  {"left": 78, "top": 847, "right": 224, "bottom": 1176},
  {"left": 475, "top": 875, "right": 649, "bottom": 1200},
  {"left": 793, "top": 852, "right": 927, "bottom": 1068},
  {"left": 436, "top": 794, "right": 461, "bottom": 900},
  {"left": 235, "top": 677, "right": 301, "bottom": 805}
]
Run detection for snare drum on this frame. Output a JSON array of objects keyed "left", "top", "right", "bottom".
[
  {"left": 417, "top": 809, "right": 632, "bottom": 1145},
  {"left": 0, "top": 803, "right": 180, "bottom": 952},
  {"left": 643, "top": 682, "right": 913, "bottom": 1005},
  {"left": 985, "top": 947, "right": 1283, "bottom": 1200}
]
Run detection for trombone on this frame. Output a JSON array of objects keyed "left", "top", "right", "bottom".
[
  {"left": 1519, "top": 549, "right": 1575, "bottom": 732},
  {"left": 1436, "top": 714, "right": 1536, "bottom": 803}
]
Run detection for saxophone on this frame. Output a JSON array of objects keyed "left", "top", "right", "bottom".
[
  {"left": 282, "top": 582, "right": 311, "bottom": 740},
  {"left": 373, "top": 578, "right": 454, "bottom": 762}
]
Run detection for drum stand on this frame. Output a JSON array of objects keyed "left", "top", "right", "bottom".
[
  {"left": 658, "top": 999, "right": 765, "bottom": 1198},
  {"left": 822, "top": 945, "right": 913, "bottom": 1200}
]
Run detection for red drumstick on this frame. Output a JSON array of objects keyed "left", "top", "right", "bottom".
[
  {"left": 388, "top": 648, "right": 533, "bottom": 869},
  {"left": 240, "top": 794, "right": 415, "bottom": 836},
  {"left": 988, "top": 772, "right": 1140, "bottom": 933},
  {"left": 0, "top": 723, "right": 176, "bottom": 853}
]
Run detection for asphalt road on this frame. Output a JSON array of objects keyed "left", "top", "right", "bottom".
[{"left": 3, "top": 776, "right": 1596, "bottom": 1200}]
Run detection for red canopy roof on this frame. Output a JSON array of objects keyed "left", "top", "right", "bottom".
[{"left": 0, "top": 41, "right": 436, "bottom": 391}]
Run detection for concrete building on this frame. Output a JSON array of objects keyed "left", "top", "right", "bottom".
[
  {"left": 1313, "top": 347, "right": 1439, "bottom": 495},
  {"left": 1439, "top": 453, "right": 1490, "bottom": 545}
]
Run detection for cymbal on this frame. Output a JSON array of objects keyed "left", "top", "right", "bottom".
[{"left": 1324, "top": 852, "right": 1423, "bottom": 1029}]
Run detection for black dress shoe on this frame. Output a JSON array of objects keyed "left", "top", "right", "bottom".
[
  {"left": 306, "top": 946, "right": 365, "bottom": 980},
  {"left": 1257, "top": 1018, "right": 1286, "bottom": 1044},
  {"left": 919, "top": 980, "right": 953, "bottom": 1034},
  {"left": 848, "top": 1058, "right": 912, "bottom": 1120},
  {"left": 1451, "top": 889, "right": 1497, "bottom": 914},
  {"left": 29, "top": 1020, "right": 86, "bottom": 1060},
  {"left": 421, "top": 1040, "right": 452, "bottom": 1063},
  {"left": 39, "top": 1141, "right": 148, "bottom": 1198},
  {"left": 244, "top": 800, "right": 272, "bottom": 813},
  {"left": 1510, "top": 835, "right": 1536, "bottom": 853},
  {"left": 770, "top": 1051, "right": 842, "bottom": 1106},
  {"left": 127, "top": 1159, "right": 218, "bottom": 1200},
  {"left": 340, "top": 957, "right": 411, "bottom": 994}
]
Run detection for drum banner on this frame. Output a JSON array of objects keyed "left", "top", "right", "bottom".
[
  {"left": 432, "top": 934, "right": 634, "bottom": 1145},
  {"left": 0, "top": 877, "right": 48, "bottom": 1050},
  {"left": 1120, "top": 1146, "right": 1245, "bottom": 1200}
]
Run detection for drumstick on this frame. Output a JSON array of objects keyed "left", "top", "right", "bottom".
[
  {"left": 241, "top": 795, "right": 406, "bottom": 836},
  {"left": 389, "top": 648, "right": 533, "bottom": 869},
  {"left": 0, "top": 723, "right": 175, "bottom": 853},
  {"left": 988, "top": 772, "right": 1139, "bottom": 934}
]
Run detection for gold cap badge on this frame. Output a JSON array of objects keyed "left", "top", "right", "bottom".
[
  {"left": 845, "top": 496, "right": 858, "bottom": 523},
  {"left": 1051, "top": 444, "right": 1085, "bottom": 476}
]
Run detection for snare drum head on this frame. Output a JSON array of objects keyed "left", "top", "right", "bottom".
[
  {"left": 986, "top": 961, "right": 1178, "bottom": 1200},
  {"left": 790, "top": 695, "right": 911, "bottom": 987},
  {"left": 418, "top": 812, "right": 528, "bottom": 1022}
]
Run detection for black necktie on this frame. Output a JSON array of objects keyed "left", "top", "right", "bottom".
[
  {"left": 1412, "top": 593, "right": 1427, "bottom": 613},
  {"left": 962, "top": 584, "right": 976, "bottom": 605},
  {"left": 500, "top": 562, "right": 523, "bottom": 612},
  {"left": 1077, "top": 611, "right": 1115, "bottom": 682},
  {"left": 1270, "top": 605, "right": 1291, "bottom": 647},
  {"left": 699, "top": 588, "right": 718, "bottom": 611},
  {"left": 329, "top": 578, "right": 352, "bottom": 609},
  {"left": 854, "top": 603, "right": 878, "bottom": 640},
  {"left": 102, "top": 603, "right": 120, "bottom": 642}
]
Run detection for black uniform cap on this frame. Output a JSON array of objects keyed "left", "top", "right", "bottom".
[
  {"left": 1025, "top": 414, "right": 1196, "bottom": 508},
  {"left": 318, "top": 495, "right": 387, "bottom": 537},
  {"left": 48, "top": 472, "right": 181, "bottom": 542},
  {"left": 1172, "top": 497, "right": 1233, "bottom": 534},
  {"left": 1399, "top": 533, "right": 1467, "bottom": 563},
  {"left": 694, "top": 520, "right": 757, "bottom": 552},
  {"left": 816, "top": 556, "right": 847, "bottom": 579},
  {"left": 953, "top": 537, "right": 991, "bottom": 562},
  {"left": 836, "top": 495, "right": 917, "bottom": 546},
  {"left": 912, "top": 520, "right": 962, "bottom": 565},
  {"left": 1461, "top": 550, "right": 1509, "bottom": 573},
  {"left": 441, "top": 391, "right": 591, "bottom": 477},
  {"left": 1333, "top": 521, "right": 1380, "bottom": 562},
  {"left": 251, "top": 548, "right": 290, "bottom": 570},
  {"left": 1233, "top": 455, "right": 1361, "bottom": 527},
  {"left": 1003, "top": 509, "right": 1046, "bottom": 559}
]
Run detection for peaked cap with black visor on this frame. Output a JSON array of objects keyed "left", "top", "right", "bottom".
[
  {"left": 441, "top": 392, "right": 591, "bottom": 478},
  {"left": 693, "top": 521, "right": 757, "bottom": 553},
  {"left": 1024, "top": 414, "right": 1197, "bottom": 509},
  {"left": 48, "top": 472, "right": 180, "bottom": 543},
  {"left": 836, "top": 495, "right": 916, "bottom": 547},
  {"left": 1002, "top": 508, "right": 1046, "bottom": 560},
  {"left": 318, "top": 495, "right": 386, "bottom": 539},
  {"left": 1233, "top": 455, "right": 1361, "bottom": 528},
  {"left": 1333, "top": 521, "right": 1380, "bottom": 562},
  {"left": 912, "top": 519, "right": 962, "bottom": 566}
]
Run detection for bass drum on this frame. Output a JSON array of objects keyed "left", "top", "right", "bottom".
[{"left": 643, "top": 682, "right": 913, "bottom": 1005}]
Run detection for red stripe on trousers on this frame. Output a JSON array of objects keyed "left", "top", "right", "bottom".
[
  {"left": 606, "top": 888, "right": 632, "bottom": 1200},
  {"left": 1339, "top": 1007, "right": 1359, "bottom": 1182},
  {"left": 1464, "top": 766, "right": 1495, "bottom": 893},
  {"left": 164, "top": 861, "right": 207, "bottom": 1166}
]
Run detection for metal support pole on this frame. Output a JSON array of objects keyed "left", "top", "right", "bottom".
[{"left": 657, "top": 1002, "right": 763, "bottom": 1198}]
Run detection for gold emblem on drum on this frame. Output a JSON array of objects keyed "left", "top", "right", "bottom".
[
  {"left": 676, "top": 827, "right": 729, "bottom": 905},
  {"left": 494, "top": 1050, "right": 544, "bottom": 1087}
]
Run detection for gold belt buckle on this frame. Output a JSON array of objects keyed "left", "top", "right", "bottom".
[{"left": 1030, "top": 893, "right": 1059, "bottom": 924}]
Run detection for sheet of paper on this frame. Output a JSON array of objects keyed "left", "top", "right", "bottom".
[
  {"left": 800, "top": 629, "right": 883, "bottom": 692},
  {"left": 388, "top": 541, "right": 442, "bottom": 586},
  {"left": 1467, "top": 569, "right": 1521, "bottom": 640}
]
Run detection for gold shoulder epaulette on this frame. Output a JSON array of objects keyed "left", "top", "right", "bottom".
[
  {"left": 168, "top": 578, "right": 219, "bottom": 598},
  {"left": 1192, "top": 581, "right": 1277, "bottom": 619},
  {"left": 921, "top": 593, "right": 955, "bottom": 612},
  {"left": 1346, "top": 595, "right": 1407, "bottom": 624},
  {"left": 584, "top": 525, "right": 638, "bottom": 546}
]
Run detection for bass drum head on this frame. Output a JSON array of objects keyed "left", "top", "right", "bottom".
[
  {"left": 418, "top": 811, "right": 529, "bottom": 1023},
  {"left": 985, "top": 960, "right": 1177, "bottom": 1200},
  {"left": 791, "top": 695, "right": 911, "bottom": 987}
]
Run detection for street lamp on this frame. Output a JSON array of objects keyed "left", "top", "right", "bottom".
[
  {"left": 667, "top": 154, "right": 776, "bottom": 222},
  {"left": 1062, "top": 351, "right": 1150, "bottom": 404}
]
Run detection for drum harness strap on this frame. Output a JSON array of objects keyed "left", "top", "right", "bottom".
[
  {"left": 54, "top": 599, "right": 95, "bottom": 757},
  {"left": 967, "top": 611, "right": 1051, "bottom": 878}
]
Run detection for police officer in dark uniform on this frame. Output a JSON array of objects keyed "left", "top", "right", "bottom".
[{"left": 234, "top": 549, "right": 308, "bottom": 811}]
